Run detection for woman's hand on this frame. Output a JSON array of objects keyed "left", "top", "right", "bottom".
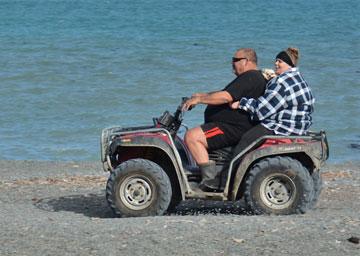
[{"left": 230, "top": 101, "right": 240, "bottom": 109}]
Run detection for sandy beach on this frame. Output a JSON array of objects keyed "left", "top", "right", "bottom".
[{"left": 0, "top": 160, "right": 359, "bottom": 255}]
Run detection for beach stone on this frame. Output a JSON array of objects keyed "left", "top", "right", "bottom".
[{"left": 347, "top": 236, "right": 359, "bottom": 244}]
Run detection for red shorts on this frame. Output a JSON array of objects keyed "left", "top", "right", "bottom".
[{"left": 201, "top": 122, "right": 245, "bottom": 150}]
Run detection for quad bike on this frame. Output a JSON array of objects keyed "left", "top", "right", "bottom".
[{"left": 101, "top": 98, "right": 329, "bottom": 217}]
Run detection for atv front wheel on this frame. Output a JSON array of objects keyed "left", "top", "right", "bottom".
[
  {"left": 244, "top": 156, "right": 314, "bottom": 215},
  {"left": 106, "top": 159, "right": 172, "bottom": 217}
]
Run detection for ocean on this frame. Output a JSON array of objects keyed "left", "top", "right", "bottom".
[{"left": 0, "top": 0, "right": 359, "bottom": 163}]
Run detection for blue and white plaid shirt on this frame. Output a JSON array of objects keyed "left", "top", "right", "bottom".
[{"left": 239, "top": 67, "right": 315, "bottom": 135}]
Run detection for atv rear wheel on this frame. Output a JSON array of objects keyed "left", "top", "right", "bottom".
[
  {"left": 106, "top": 158, "right": 172, "bottom": 217},
  {"left": 244, "top": 156, "right": 314, "bottom": 215}
]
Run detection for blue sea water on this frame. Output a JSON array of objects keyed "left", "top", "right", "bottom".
[{"left": 0, "top": 0, "right": 359, "bottom": 163}]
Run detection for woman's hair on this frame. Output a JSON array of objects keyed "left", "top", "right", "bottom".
[{"left": 285, "top": 47, "right": 300, "bottom": 66}]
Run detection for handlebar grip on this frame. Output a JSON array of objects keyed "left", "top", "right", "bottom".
[
  {"left": 181, "top": 97, "right": 195, "bottom": 111},
  {"left": 182, "top": 97, "right": 189, "bottom": 102}
]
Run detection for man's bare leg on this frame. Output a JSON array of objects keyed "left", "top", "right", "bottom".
[
  {"left": 184, "top": 126, "right": 220, "bottom": 190},
  {"left": 184, "top": 127, "right": 209, "bottom": 164}
]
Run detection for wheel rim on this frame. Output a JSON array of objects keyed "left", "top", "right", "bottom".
[
  {"left": 119, "top": 175, "right": 154, "bottom": 210},
  {"left": 259, "top": 173, "right": 296, "bottom": 210}
]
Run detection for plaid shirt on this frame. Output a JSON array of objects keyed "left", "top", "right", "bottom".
[{"left": 239, "top": 67, "right": 315, "bottom": 135}]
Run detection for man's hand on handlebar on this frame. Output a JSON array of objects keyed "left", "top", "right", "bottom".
[{"left": 182, "top": 96, "right": 200, "bottom": 111}]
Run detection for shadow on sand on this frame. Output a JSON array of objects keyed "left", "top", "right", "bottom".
[
  {"left": 35, "top": 192, "right": 114, "bottom": 218},
  {"left": 35, "top": 193, "right": 250, "bottom": 218}
]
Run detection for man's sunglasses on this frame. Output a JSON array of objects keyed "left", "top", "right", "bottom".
[{"left": 232, "top": 57, "right": 247, "bottom": 63}]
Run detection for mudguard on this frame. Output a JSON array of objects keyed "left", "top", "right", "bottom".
[{"left": 106, "top": 128, "right": 188, "bottom": 199}]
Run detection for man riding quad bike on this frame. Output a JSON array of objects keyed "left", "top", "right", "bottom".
[{"left": 101, "top": 98, "right": 329, "bottom": 217}]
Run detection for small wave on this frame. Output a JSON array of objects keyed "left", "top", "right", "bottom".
[{"left": 349, "top": 143, "right": 360, "bottom": 150}]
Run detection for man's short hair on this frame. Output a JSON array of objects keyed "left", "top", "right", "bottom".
[{"left": 238, "top": 48, "right": 257, "bottom": 64}]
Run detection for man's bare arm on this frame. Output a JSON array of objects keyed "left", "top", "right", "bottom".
[
  {"left": 197, "top": 91, "right": 233, "bottom": 105},
  {"left": 183, "top": 91, "right": 233, "bottom": 111}
]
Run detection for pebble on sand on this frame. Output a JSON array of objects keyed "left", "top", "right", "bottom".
[{"left": 347, "top": 236, "right": 359, "bottom": 244}]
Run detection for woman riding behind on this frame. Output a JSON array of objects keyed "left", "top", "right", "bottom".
[{"left": 231, "top": 47, "right": 315, "bottom": 154}]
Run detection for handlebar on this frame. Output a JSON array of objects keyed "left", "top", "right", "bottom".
[
  {"left": 174, "top": 97, "right": 190, "bottom": 120},
  {"left": 155, "top": 97, "right": 191, "bottom": 137}
]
